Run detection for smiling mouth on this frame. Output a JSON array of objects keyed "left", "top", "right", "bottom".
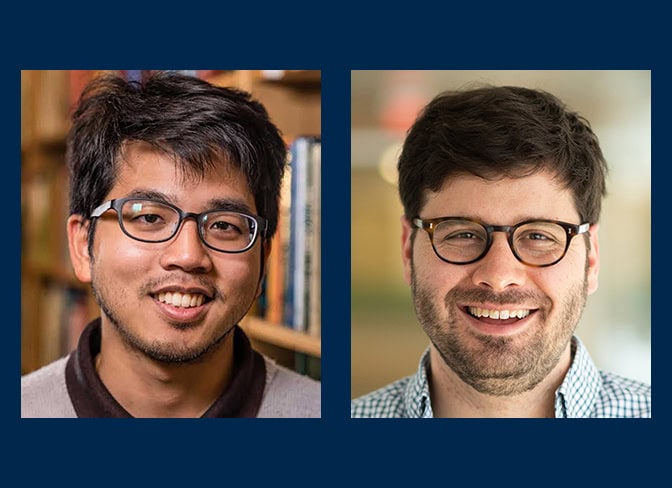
[
  {"left": 154, "top": 291, "right": 212, "bottom": 308},
  {"left": 467, "top": 307, "right": 532, "bottom": 320}
]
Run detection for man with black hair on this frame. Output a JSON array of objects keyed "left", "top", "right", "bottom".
[{"left": 22, "top": 71, "right": 320, "bottom": 418}]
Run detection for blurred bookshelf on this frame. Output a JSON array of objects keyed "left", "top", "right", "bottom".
[{"left": 21, "top": 70, "right": 321, "bottom": 380}]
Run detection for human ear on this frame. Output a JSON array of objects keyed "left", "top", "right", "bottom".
[
  {"left": 67, "top": 215, "right": 92, "bottom": 283},
  {"left": 401, "top": 216, "right": 413, "bottom": 286},
  {"left": 586, "top": 224, "right": 600, "bottom": 295}
]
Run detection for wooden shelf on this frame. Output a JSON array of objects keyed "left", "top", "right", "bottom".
[
  {"left": 240, "top": 316, "right": 321, "bottom": 358},
  {"left": 207, "top": 70, "right": 320, "bottom": 91},
  {"left": 24, "top": 262, "right": 82, "bottom": 288},
  {"left": 259, "top": 70, "right": 321, "bottom": 87}
]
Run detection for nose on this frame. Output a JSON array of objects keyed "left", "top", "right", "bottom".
[
  {"left": 470, "top": 233, "right": 527, "bottom": 292},
  {"left": 159, "top": 218, "right": 213, "bottom": 273}
]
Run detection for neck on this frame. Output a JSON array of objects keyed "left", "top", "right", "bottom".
[
  {"left": 95, "top": 322, "right": 235, "bottom": 418},
  {"left": 428, "top": 344, "right": 571, "bottom": 418}
]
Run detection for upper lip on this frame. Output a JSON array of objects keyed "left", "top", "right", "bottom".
[{"left": 152, "top": 285, "right": 214, "bottom": 299}]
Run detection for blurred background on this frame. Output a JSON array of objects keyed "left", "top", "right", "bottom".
[{"left": 351, "top": 70, "right": 651, "bottom": 399}]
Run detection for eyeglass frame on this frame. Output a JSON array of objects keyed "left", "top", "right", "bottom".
[
  {"left": 90, "top": 197, "right": 268, "bottom": 253},
  {"left": 412, "top": 216, "right": 590, "bottom": 267}
]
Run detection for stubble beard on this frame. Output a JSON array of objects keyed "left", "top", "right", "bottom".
[
  {"left": 91, "top": 275, "right": 251, "bottom": 365},
  {"left": 411, "top": 263, "right": 588, "bottom": 397}
]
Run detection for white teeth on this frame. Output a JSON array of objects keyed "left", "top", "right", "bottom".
[
  {"left": 468, "top": 307, "right": 530, "bottom": 320},
  {"left": 157, "top": 291, "right": 205, "bottom": 308}
]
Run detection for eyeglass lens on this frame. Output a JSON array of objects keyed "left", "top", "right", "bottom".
[
  {"left": 432, "top": 219, "right": 568, "bottom": 265},
  {"left": 120, "top": 199, "right": 256, "bottom": 252}
]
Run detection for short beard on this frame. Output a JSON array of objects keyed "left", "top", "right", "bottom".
[
  {"left": 91, "top": 279, "right": 239, "bottom": 365},
  {"left": 411, "top": 260, "right": 588, "bottom": 396}
]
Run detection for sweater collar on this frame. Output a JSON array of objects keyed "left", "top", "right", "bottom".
[{"left": 65, "top": 318, "right": 266, "bottom": 418}]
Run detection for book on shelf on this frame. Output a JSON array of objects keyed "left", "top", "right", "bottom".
[
  {"left": 34, "top": 70, "right": 71, "bottom": 142},
  {"left": 253, "top": 135, "right": 321, "bottom": 339},
  {"left": 307, "top": 141, "right": 321, "bottom": 337},
  {"left": 282, "top": 136, "right": 321, "bottom": 336},
  {"left": 22, "top": 161, "right": 70, "bottom": 270},
  {"left": 21, "top": 71, "right": 35, "bottom": 148},
  {"left": 264, "top": 159, "right": 292, "bottom": 326}
]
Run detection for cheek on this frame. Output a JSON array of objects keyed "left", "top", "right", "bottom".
[
  {"left": 527, "top": 259, "right": 586, "bottom": 309},
  {"left": 212, "top": 251, "right": 262, "bottom": 286},
  {"left": 412, "top": 245, "right": 463, "bottom": 296},
  {"left": 214, "top": 258, "right": 258, "bottom": 281},
  {"left": 552, "top": 247, "right": 589, "bottom": 285},
  {"left": 94, "top": 239, "right": 155, "bottom": 273}
]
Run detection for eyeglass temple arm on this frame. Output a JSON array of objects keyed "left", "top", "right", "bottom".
[
  {"left": 412, "top": 218, "right": 425, "bottom": 229},
  {"left": 90, "top": 200, "right": 114, "bottom": 218},
  {"left": 256, "top": 216, "right": 269, "bottom": 238},
  {"left": 576, "top": 223, "right": 590, "bottom": 234}
]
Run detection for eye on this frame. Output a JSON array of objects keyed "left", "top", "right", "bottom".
[
  {"left": 124, "top": 200, "right": 175, "bottom": 227},
  {"left": 127, "top": 212, "right": 167, "bottom": 227},
  {"left": 526, "top": 232, "right": 550, "bottom": 240},
  {"left": 433, "top": 220, "right": 487, "bottom": 245},
  {"left": 448, "top": 232, "right": 479, "bottom": 240},
  {"left": 440, "top": 230, "right": 486, "bottom": 243},
  {"left": 519, "top": 230, "right": 561, "bottom": 244},
  {"left": 136, "top": 213, "right": 163, "bottom": 225},
  {"left": 210, "top": 220, "right": 242, "bottom": 233}
]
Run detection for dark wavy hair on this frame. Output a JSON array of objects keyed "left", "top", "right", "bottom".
[
  {"left": 397, "top": 85, "right": 608, "bottom": 224},
  {"left": 66, "top": 71, "right": 287, "bottom": 245}
]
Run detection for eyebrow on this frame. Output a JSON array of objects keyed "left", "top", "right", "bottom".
[
  {"left": 205, "top": 198, "right": 256, "bottom": 215},
  {"left": 124, "top": 189, "right": 256, "bottom": 215}
]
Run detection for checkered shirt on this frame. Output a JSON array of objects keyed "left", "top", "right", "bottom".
[{"left": 350, "top": 336, "right": 651, "bottom": 418}]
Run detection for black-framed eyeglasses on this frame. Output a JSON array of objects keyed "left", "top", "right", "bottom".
[
  {"left": 413, "top": 217, "right": 590, "bottom": 267},
  {"left": 90, "top": 197, "right": 267, "bottom": 253}
]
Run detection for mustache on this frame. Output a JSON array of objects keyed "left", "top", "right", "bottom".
[
  {"left": 444, "top": 287, "right": 551, "bottom": 308},
  {"left": 139, "top": 274, "right": 222, "bottom": 301}
]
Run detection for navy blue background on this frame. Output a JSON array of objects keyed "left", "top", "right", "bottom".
[{"left": 6, "top": 4, "right": 666, "bottom": 485}]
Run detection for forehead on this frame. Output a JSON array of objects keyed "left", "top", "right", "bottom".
[
  {"left": 110, "top": 143, "right": 255, "bottom": 211},
  {"left": 422, "top": 170, "right": 579, "bottom": 224}
]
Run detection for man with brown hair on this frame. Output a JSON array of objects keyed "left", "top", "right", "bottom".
[{"left": 351, "top": 86, "right": 650, "bottom": 418}]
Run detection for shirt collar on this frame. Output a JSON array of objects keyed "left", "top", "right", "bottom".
[
  {"left": 65, "top": 318, "right": 266, "bottom": 418},
  {"left": 403, "top": 349, "right": 434, "bottom": 418},
  {"left": 404, "top": 336, "right": 602, "bottom": 418},
  {"left": 555, "top": 336, "right": 602, "bottom": 418}
]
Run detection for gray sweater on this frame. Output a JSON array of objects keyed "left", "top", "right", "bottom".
[{"left": 22, "top": 354, "right": 321, "bottom": 418}]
